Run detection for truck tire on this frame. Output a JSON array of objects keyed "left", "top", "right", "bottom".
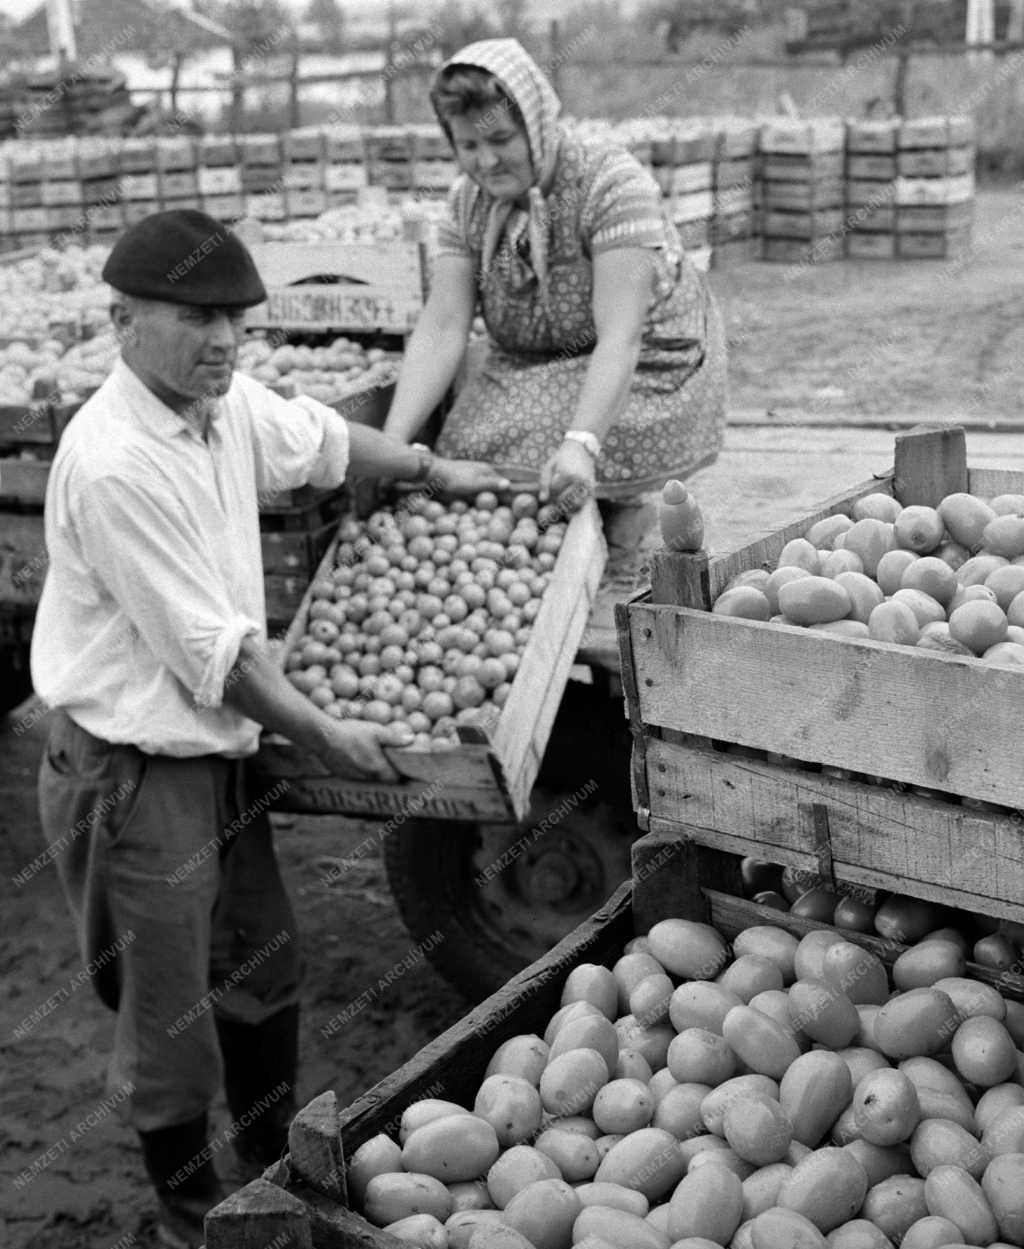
[{"left": 383, "top": 801, "right": 634, "bottom": 1002}]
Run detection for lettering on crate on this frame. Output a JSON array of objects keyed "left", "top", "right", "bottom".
[{"left": 303, "top": 780, "right": 478, "bottom": 820}]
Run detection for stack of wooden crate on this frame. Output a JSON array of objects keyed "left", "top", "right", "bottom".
[
  {"left": 649, "top": 128, "right": 715, "bottom": 272},
  {"left": 408, "top": 123, "right": 456, "bottom": 196},
  {"left": 197, "top": 135, "right": 243, "bottom": 223},
  {"left": 844, "top": 119, "right": 899, "bottom": 260},
  {"left": 364, "top": 125, "right": 414, "bottom": 194},
  {"left": 241, "top": 135, "right": 286, "bottom": 222},
  {"left": 283, "top": 128, "right": 327, "bottom": 221},
  {"left": 324, "top": 127, "right": 369, "bottom": 206},
  {"left": 8, "top": 146, "right": 48, "bottom": 247},
  {"left": 759, "top": 118, "right": 846, "bottom": 264},
  {"left": 895, "top": 116, "right": 976, "bottom": 260},
  {"left": 711, "top": 120, "right": 759, "bottom": 268}
]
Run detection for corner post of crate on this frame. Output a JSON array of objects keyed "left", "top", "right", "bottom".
[
  {"left": 615, "top": 596, "right": 653, "bottom": 822},
  {"left": 204, "top": 1177, "right": 312, "bottom": 1249},
  {"left": 893, "top": 425, "right": 967, "bottom": 506},
  {"left": 648, "top": 548, "right": 713, "bottom": 608},
  {"left": 286, "top": 1089, "right": 348, "bottom": 1203}
]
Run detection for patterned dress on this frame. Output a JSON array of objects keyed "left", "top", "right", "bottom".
[{"left": 431, "top": 40, "right": 727, "bottom": 500}]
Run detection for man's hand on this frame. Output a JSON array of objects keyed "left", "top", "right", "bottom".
[
  {"left": 539, "top": 440, "right": 596, "bottom": 513},
  {"left": 431, "top": 456, "right": 511, "bottom": 497},
  {"left": 317, "top": 719, "right": 413, "bottom": 783}
]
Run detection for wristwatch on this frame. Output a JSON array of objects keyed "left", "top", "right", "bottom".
[
  {"left": 563, "top": 429, "right": 602, "bottom": 460},
  {"left": 409, "top": 442, "right": 435, "bottom": 482}
]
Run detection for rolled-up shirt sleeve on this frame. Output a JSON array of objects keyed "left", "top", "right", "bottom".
[
  {"left": 74, "top": 475, "right": 262, "bottom": 710},
  {"left": 245, "top": 376, "right": 350, "bottom": 499}
]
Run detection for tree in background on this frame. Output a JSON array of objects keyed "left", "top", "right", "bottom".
[{"left": 304, "top": 0, "right": 346, "bottom": 53}]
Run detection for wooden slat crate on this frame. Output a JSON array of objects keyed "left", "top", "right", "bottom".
[
  {"left": 245, "top": 240, "right": 425, "bottom": 336},
  {"left": 848, "top": 203, "right": 896, "bottom": 234},
  {"left": 761, "top": 151, "right": 845, "bottom": 184},
  {"left": 40, "top": 179, "right": 81, "bottom": 206},
  {"left": 251, "top": 498, "right": 607, "bottom": 823},
  {"left": 846, "top": 231, "right": 896, "bottom": 259},
  {"left": 198, "top": 136, "right": 240, "bottom": 167},
  {"left": 616, "top": 426, "right": 1024, "bottom": 922},
  {"left": 198, "top": 166, "right": 242, "bottom": 196},
  {"left": 847, "top": 154, "right": 896, "bottom": 180},
  {"left": 121, "top": 172, "right": 159, "bottom": 201},
  {"left": 897, "top": 147, "right": 974, "bottom": 178},
  {"left": 896, "top": 227, "right": 973, "bottom": 259},
  {"left": 762, "top": 234, "right": 843, "bottom": 263},
  {"left": 205, "top": 881, "right": 635, "bottom": 1249},
  {"left": 761, "top": 178, "right": 844, "bottom": 211},
  {"left": 762, "top": 206, "right": 844, "bottom": 240},
  {"left": 845, "top": 119, "right": 899, "bottom": 153},
  {"left": 713, "top": 157, "right": 755, "bottom": 189},
  {"left": 205, "top": 805, "right": 1024, "bottom": 1244}
]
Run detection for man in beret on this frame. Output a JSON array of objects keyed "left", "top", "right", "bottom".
[{"left": 31, "top": 209, "right": 508, "bottom": 1248}]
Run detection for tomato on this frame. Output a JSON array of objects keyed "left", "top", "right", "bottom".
[
  {"left": 422, "top": 690, "right": 454, "bottom": 720},
  {"left": 379, "top": 645, "right": 405, "bottom": 671},
  {"left": 363, "top": 699, "right": 393, "bottom": 724},
  {"left": 475, "top": 491, "right": 499, "bottom": 510},
  {"left": 478, "top": 657, "right": 507, "bottom": 689}
]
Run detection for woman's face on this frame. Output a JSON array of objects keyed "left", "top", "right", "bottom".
[{"left": 447, "top": 108, "right": 534, "bottom": 201}]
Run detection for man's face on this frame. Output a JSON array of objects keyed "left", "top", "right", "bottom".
[{"left": 115, "top": 297, "right": 247, "bottom": 415}]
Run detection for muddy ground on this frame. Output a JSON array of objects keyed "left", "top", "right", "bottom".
[{"left": 3, "top": 188, "right": 1024, "bottom": 1249}]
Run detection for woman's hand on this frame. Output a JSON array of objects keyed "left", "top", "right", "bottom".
[
  {"left": 539, "top": 439, "right": 596, "bottom": 513},
  {"left": 431, "top": 456, "right": 511, "bottom": 497}
]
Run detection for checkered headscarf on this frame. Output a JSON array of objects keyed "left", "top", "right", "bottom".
[{"left": 434, "top": 38, "right": 562, "bottom": 311}]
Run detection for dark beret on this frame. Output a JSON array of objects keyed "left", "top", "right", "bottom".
[{"left": 101, "top": 209, "right": 267, "bottom": 308}]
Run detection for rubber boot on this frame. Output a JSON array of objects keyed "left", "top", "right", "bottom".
[
  {"left": 215, "top": 1003, "right": 299, "bottom": 1174},
  {"left": 138, "top": 1114, "right": 225, "bottom": 1249}
]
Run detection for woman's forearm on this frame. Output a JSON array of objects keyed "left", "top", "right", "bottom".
[
  {"left": 570, "top": 334, "right": 643, "bottom": 443},
  {"left": 384, "top": 318, "right": 469, "bottom": 444}
]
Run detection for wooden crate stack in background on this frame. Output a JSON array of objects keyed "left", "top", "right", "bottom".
[
  {"left": 283, "top": 127, "right": 326, "bottom": 221},
  {"left": 652, "top": 126, "right": 715, "bottom": 272},
  {"left": 711, "top": 120, "right": 759, "bottom": 268},
  {"left": 409, "top": 123, "right": 456, "bottom": 196},
  {"left": 198, "top": 135, "right": 243, "bottom": 223},
  {"left": 324, "top": 127, "right": 369, "bottom": 207},
  {"left": 895, "top": 116, "right": 975, "bottom": 260},
  {"left": 844, "top": 120, "right": 899, "bottom": 260},
  {"left": 759, "top": 118, "right": 846, "bottom": 264},
  {"left": 241, "top": 134, "right": 285, "bottom": 222}
]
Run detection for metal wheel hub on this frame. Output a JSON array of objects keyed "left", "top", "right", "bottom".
[{"left": 468, "top": 811, "right": 631, "bottom": 960}]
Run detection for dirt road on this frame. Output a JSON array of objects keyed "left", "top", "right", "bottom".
[{"left": 4, "top": 188, "right": 1024, "bottom": 1249}]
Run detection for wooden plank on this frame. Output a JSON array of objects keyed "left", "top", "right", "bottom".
[
  {"left": 628, "top": 602, "right": 1024, "bottom": 811},
  {"left": 337, "top": 881, "right": 634, "bottom": 1155},
  {"left": 492, "top": 500, "right": 606, "bottom": 818},
  {"left": 893, "top": 425, "right": 967, "bottom": 505},
  {"left": 968, "top": 467, "right": 1024, "bottom": 495},
  {"left": 643, "top": 736, "right": 1024, "bottom": 925}
]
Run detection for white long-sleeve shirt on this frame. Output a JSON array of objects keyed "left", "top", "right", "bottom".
[{"left": 31, "top": 357, "right": 349, "bottom": 757}]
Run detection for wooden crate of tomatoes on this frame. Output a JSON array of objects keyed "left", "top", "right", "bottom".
[
  {"left": 252, "top": 488, "right": 607, "bottom": 824},
  {"left": 205, "top": 810, "right": 1024, "bottom": 1249},
  {"left": 616, "top": 424, "right": 1024, "bottom": 931}
]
